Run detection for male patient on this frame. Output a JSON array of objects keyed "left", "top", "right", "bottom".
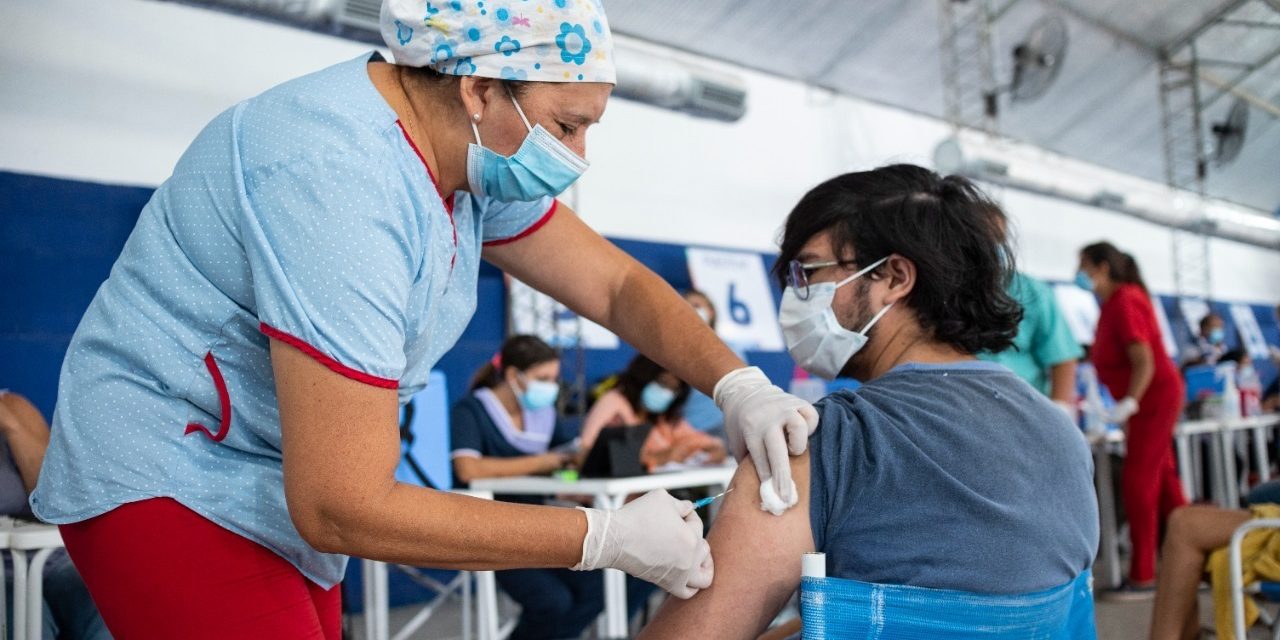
[{"left": 641, "top": 165, "right": 1099, "bottom": 639}]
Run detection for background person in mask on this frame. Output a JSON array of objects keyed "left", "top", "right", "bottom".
[
  {"left": 580, "top": 354, "right": 726, "bottom": 472},
  {"left": 30, "top": 2, "right": 819, "bottom": 636},
  {"left": 451, "top": 336, "right": 576, "bottom": 495},
  {"left": 1079, "top": 241, "right": 1186, "bottom": 599},
  {"left": 449, "top": 336, "right": 600, "bottom": 640},
  {"left": 1182, "top": 312, "right": 1228, "bottom": 368},
  {"left": 641, "top": 164, "right": 1098, "bottom": 639}
]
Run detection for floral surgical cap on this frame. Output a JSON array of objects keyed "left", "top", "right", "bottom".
[{"left": 381, "top": 0, "right": 616, "bottom": 84}]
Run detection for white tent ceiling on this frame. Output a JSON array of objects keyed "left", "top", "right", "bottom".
[{"left": 605, "top": 0, "right": 1280, "bottom": 214}]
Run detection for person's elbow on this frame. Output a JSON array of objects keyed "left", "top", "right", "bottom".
[
  {"left": 285, "top": 474, "right": 389, "bottom": 555},
  {"left": 452, "top": 458, "right": 479, "bottom": 485}
]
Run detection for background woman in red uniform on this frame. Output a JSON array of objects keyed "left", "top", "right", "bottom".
[{"left": 1079, "top": 241, "right": 1187, "bottom": 597}]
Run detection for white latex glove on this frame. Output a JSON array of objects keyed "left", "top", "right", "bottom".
[
  {"left": 1109, "top": 396, "right": 1139, "bottom": 424},
  {"left": 714, "top": 367, "right": 819, "bottom": 508},
  {"left": 571, "top": 490, "right": 713, "bottom": 599}
]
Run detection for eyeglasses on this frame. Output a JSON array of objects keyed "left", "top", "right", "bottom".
[{"left": 785, "top": 259, "right": 859, "bottom": 301}]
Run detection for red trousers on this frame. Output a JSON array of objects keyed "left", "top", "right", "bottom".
[
  {"left": 60, "top": 498, "right": 341, "bottom": 639},
  {"left": 1122, "top": 381, "right": 1188, "bottom": 583}
]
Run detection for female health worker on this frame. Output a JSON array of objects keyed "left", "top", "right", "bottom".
[
  {"left": 30, "top": 1, "right": 818, "bottom": 637},
  {"left": 1079, "top": 241, "right": 1186, "bottom": 597}
]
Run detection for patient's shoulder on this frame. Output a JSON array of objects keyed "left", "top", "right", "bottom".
[{"left": 810, "top": 390, "right": 874, "bottom": 451}]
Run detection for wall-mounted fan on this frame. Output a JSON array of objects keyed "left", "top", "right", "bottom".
[
  {"left": 1210, "top": 98, "right": 1249, "bottom": 167},
  {"left": 1009, "top": 15, "right": 1069, "bottom": 101},
  {"left": 984, "top": 14, "right": 1069, "bottom": 118}
]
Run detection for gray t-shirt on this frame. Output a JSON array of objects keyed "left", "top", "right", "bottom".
[{"left": 809, "top": 361, "right": 1098, "bottom": 594}]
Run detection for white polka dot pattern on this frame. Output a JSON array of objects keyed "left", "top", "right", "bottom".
[{"left": 29, "top": 52, "right": 553, "bottom": 588}]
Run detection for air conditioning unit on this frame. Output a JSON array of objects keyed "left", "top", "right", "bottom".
[
  {"left": 334, "top": 0, "right": 380, "bottom": 31},
  {"left": 177, "top": 0, "right": 341, "bottom": 24},
  {"left": 167, "top": 0, "right": 749, "bottom": 122},
  {"left": 932, "top": 136, "right": 1280, "bottom": 249},
  {"left": 613, "top": 48, "right": 747, "bottom": 123}
]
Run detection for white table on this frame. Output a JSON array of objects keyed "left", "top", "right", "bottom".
[
  {"left": 1176, "top": 414, "right": 1280, "bottom": 508},
  {"left": 472, "top": 465, "right": 737, "bottom": 639}
]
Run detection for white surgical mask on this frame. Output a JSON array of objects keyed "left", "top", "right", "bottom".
[{"left": 778, "top": 257, "right": 893, "bottom": 380}]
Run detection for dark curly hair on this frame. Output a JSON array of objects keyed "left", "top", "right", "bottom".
[{"left": 773, "top": 164, "right": 1022, "bottom": 355}]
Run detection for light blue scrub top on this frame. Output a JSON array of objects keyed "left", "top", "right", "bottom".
[
  {"left": 31, "top": 53, "right": 556, "bottom": 588},
  {"left": 978, "top": 272, "right": 1083, "bottom": 396}
]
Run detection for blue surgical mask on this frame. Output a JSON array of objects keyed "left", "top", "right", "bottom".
[
  {"left": 466, "top": 91, "right": 589, "bottom": 202},
  {"left": 1074, "top": 271, "right": 1095, "bottom": 292},
  {"left": 1207, "top": 328, "right": 1225, "bottom": 345},
  {"left": 517, "top": 375, "right": 559, "bottom": 411},
  {"left": 640, "top": 382, "right": 676, "bottom": 415}
]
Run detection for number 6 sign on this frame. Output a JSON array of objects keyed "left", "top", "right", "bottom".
[{"left": 685, "top": 248, "right": 785, "bottom": 351}]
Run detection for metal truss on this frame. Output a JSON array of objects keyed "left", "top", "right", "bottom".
[
  {"left": 938, "top": 0, "right": 1000, "bottom": 133},
  {"left": 1158, "top": 0, "right": 1280, "bottom": 302}
]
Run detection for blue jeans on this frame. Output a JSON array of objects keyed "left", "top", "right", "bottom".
[
  {"left": 5, "top": 550, "right": 111, "bottom": 640},
  {"left": 1247, "top": 479, "right": 1280, "bottom": 506},
  {"left": 495, "top": 569, "right": 656, "bottom": 640}
]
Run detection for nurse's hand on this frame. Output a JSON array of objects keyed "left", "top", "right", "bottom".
[
  {"left": 1109, "top": 396, "right": 1139, "bottom": 424},
  {"left": 714, "top": 367, "right": 818, "bottom": 509},
  {"left": 572, "top": 490, "right": 713, "bottom": 599}
]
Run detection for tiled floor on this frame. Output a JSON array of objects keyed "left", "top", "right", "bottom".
[{"left": 346, "top": 590, "right": 1269, "bottom": 639}]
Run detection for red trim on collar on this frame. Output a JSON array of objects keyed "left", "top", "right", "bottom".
[
  {"left": 483, "top": 200, "right": 559, "bottom": 247},
  {"left": 259, "top": 323, "right": 399, "bottom": 389},
  {"left": 396, "top": 120, "right": 457, "bottom": 269}
]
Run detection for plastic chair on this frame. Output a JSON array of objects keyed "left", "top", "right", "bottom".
[
  {"left": 798, "top": 553, "right": 1096, "bottom": 639},
  {"left": 1229, "top": 518, "right": 1280, "bottom": 640},
  {"left": 0, "top": 519, "right": 64, "bottom": 640}
]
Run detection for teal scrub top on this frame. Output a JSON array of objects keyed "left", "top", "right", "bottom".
[{"left": 979, "top": 272, "right": 1084, "bottom": 396}]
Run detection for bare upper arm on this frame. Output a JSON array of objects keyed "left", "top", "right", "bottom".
[
  {"left": 580, "top": 391, "right": 628, "bottom": 451},
  {"left": 482, "top": 202, "right": 630, "bottom": 327},
  {"left": 1126, "top": 341, "right": 1153, "bottom": 363},
  {"left": 640, "top": 453, "right": 816, "bottom": 640},
  {"left": 269, "top": 337, "right": 401, "bottom": 548}
]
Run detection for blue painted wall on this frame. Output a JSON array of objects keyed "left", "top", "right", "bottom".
[
  {"left": 4, "top": 170, "right": 1279, "bottom": 419},
  {"left": 0, "top": 171, "right": 795, "bottom": 420},
  {"left": 0, "top": 172, "right": 154, "bottom": 414}
]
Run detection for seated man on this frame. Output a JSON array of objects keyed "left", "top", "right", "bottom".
[{"left": 640, "top": 165, "right": 1099, "bottom": 639}]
